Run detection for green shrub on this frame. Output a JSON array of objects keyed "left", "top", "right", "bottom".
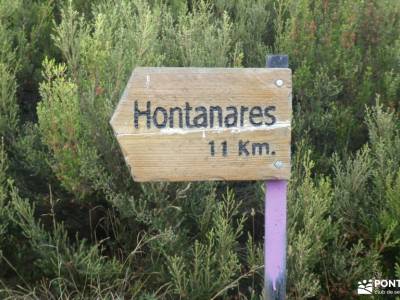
[
  {"left": 279, "top": 0, "right": 400, "bottom": 167},
  {"left": 167, "top": 189, "right": 245, "bottom": 299},
  {"left": 0, "top": 63, "right": 18, "bottom": 141},
  {"left": 37, "top": 59, "right": 99, "bottom": 198},
  {"left": 162, "top": 1, "right": 242, "bottom": 67},
  {"left": 0, "top": 0, "right": 57, "bottom": 122}
]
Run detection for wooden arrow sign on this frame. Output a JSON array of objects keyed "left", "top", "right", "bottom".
[{"left": 110, "top": 67, "right": 292, "bottom": 182}]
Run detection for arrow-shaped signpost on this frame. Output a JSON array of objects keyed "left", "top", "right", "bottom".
[{"left": 110, "top": 55, "right": 291, "bottom": 299}]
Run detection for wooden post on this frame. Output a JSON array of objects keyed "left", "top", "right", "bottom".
[{"left": 265, "top": 55, "right": 289, "bottom": 300}]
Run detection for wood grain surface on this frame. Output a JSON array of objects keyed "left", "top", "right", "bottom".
[{"left": 110, "top": 67, "right": 292, "bottom": 181}]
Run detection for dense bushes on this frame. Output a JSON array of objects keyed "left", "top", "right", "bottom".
[{"left": 0, "top": 0, "right": 399, "bottom": 299}]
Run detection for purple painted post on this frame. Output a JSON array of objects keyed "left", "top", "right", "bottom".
[
  {"left": 265, "top": 180, "right": 287, "bottom": 299},
  {"left": 265, "top": 54, "right": 289, "bottom": 300}
]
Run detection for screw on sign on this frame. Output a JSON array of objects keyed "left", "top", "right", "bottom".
[{"left": 110, "top": 55, "right": 292, "bottom": 299}]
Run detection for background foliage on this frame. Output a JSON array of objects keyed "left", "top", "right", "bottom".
[{"left": 0, "top": 0, "right": 399, "bottom": 299}]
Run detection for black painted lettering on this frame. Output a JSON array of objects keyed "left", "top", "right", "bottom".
[
  {"left": 239, "top": 140, "right": 249, "bottom": 156},
  {"left": 134, "top": 102, "right": 278, "bottom": 130},
  {"left": 134, "top": 100, "right": 151, "bottom": 129},
  {"left": 222, "top": 141, "right": 228, "bottom": 156},
  {"left": 185, "top": 102, "right": 195, "bottom": 128},
  {"left": 153, "top": 107, "right": 168, "bottom": 128},
  {"left": 169, "top": 107, "right": 183, "bottom": 128},
  {"left": 249, "top": 106, "right": 263, "bottom": 126},
  {"left": 210, "top": 106, "right": 223, "bottom": 127},
  {"left": 264, "top": 106, "right": 276, "bottom": 125},
  {"left": 240, "top": 106, "right": 249, "bottom": 127},
  {"left": 193, "top": 106, "right": 208, "bottom": 128},
  {"left": 224, "top": 106, "right": 238, "bottom": 127},
  {"left": 209, "top": 140, "right": 215, "bottom": 156},
  {"left": 252, "top": 143, "right": 269, "bottom": 155}
]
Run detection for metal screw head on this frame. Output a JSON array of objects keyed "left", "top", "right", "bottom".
[
  {"left": 274, "top": 160, "right": 284, "bottom": 169},
  {"left": 275, "top": 79, "right": 284, "bottom": 87}
]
